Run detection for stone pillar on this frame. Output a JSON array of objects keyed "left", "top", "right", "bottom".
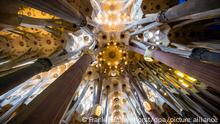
[
  {"left": 158, "top": 0, "right": 220, "bottom": 22},
  {"left": 20, "top": 0, "right": 87, "bottom": 26},
  {"left": 94, "top": 75, "right": 103, "bottom": 105},
  {"left": 190, "top": 48, "right": 220, "bottom": 64},
  {"left": 89, "top": 75, "right": 103, "bottom": 124},
  {"left": 127, "top": 71, "right": 163, "bottom": 124},
  {"left": 0, "top": 58, "right": 52, "bottom": 95},
  {"left": 8, "top": 54, "right": 93, "bottom": 124},
  {"left": 103, "top": 88, "right": 109, "bottom": 124},
  {"left": 152, "top": 50, "right": 220, "bottom": 92},
  {"left": 128, "top": 46, "right": 145, "bottom": 55}
]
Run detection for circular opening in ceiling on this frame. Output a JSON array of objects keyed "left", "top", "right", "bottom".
[
  {"left": 102, "top": 35, "right": 107, "bottom": 40},
  {"left": 87, "top": 71, "right": 92, "bottom": 75}
]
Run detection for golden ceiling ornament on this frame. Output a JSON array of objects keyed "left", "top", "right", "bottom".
[{"left": 97, "top": 41, "right": 128, "bottom": 71}]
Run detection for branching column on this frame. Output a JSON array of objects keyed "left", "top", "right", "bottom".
[
  {"left": 8, "top": 54, "right": 93, "bottom": 124},
  {"left": 0, "top": 58, "right": 52, "bottom": 95},
  {"left": 127, "top": 71, "right": 163, "bottom": 124}
]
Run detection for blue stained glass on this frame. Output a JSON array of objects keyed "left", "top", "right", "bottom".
[{"left": 179, "top": 0, "right": 186, "bottom": 4}]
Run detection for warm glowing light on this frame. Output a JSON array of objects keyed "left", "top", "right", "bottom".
[
  {"left": 179, "top": 79, "right": 184, "bottom": 83},
  {"left": 94, "top": 0, "right": 133, "bottom": 32},
  {"left": 181, "top": 83, "right": 189, "bottom": 88},
  {"left": 175, "top": 70, "right": 184, "bottom": 78},
  {"left": 107, "top": 62, "right": 111, "bottom": 66},
  {"left": 106, "top": 1, "right": 111, "bottom": 5},
  {"left": 179, "top": 79, "right": 189, "bottom": 87},
  {"left": 187, "top": 76, "right": 197, "bottom": 82},
  {"left": 96, "top": 64, "right": 99, "bottom": 68},
  {"left": 164, "top": 93, "right": 167, "bottom": 96},
  {"left": 111, "top": 70, "right": 117, "bottom": 76},
  {"left": 143, "top": 101, "right": 152, "bottom": 111},
  {"left": 94, "top": 105, "right": 102, "bottom": 117},
  {"left": 144, "top": 56, "right": 153, "bottom": 62}
]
